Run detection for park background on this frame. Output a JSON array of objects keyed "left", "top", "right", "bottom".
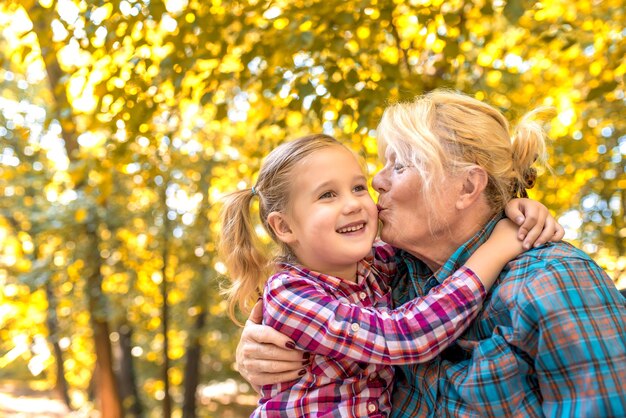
[{"left": 0, "top": 0, "right": 624, "bottom": 417}]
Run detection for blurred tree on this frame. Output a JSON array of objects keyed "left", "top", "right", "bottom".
[{"left": 0, "top": 0, "right": 623, "bottom": 417}]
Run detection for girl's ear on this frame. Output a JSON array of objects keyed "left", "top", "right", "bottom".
[{"left": 267, "top": 212, "right": 296, "bottom": 244}]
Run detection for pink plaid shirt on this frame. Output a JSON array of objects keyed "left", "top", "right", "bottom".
[{"left": 254, "top": 240, "right": 485, "bottom": 417}]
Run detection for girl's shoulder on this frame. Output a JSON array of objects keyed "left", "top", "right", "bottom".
[
  {"left": 371, "top": 239, "right": 397, "bottom": 262},
  {"left": 266, "top": 264, "right": 326, "bottom": 290},
  {"left": 366, "top": 239, "right": 397, "bottom": 281}
]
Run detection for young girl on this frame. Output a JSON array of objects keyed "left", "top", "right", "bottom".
[{"left": 219, "top": 134, "right": 559, "bottom": 417}]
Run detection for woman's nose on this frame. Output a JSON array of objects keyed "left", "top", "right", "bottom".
[{"left": 372, "top": 170, "right": 386, "bottom": 193}]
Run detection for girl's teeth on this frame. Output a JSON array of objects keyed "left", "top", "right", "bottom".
[{"left": 338, "top": 224, "right": 364, "bottom": 233}]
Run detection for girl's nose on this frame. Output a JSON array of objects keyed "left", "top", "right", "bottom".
[{"left": 343, "top": 195, "right": 363, "bottom": 214}]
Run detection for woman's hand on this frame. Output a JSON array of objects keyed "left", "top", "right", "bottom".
[
  {"left": 236, "top": 301, "right": 307, "bottom": 392},
  {"left": 505, "top": 198, "right": 564, "bottom": 249}
]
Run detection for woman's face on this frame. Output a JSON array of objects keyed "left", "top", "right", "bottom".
[{"left": 372, "top": 148, "right": 457, "bottom": 256}]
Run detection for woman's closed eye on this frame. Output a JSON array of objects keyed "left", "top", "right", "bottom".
[{"left": 393, "top": 163, "right": 407, "bottom": 172}]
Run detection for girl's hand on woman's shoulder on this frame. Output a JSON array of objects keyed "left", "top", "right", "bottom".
[{"left": 504, "top": 198, "right": 564, "bottom": 249}]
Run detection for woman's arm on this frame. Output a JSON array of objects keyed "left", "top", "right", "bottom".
[{"left": 235, "top": 301, "right": 306, "bottom": 390}]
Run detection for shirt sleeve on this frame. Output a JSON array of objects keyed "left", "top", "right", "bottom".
[
  {"left": 440, "top": 253, "right": 626, "bottom": 417},
  {"left": 515, "top": 258, "right": 626, "bottom": 416},
  {"left": 263, "top": 266, "right": 487, "bottom": 365}
]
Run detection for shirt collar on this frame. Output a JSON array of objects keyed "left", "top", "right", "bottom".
[
  {"left": 395, "top": 213, "right": 503, "bottom": 285},
  {"left": 279, "top": 254, "right": 374, "bottom": 290}
]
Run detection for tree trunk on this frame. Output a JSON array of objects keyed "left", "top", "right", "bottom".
[
  {"left": 90, "top": 319, "right": 122, "bottom": 418},
  {"left": 87, "top": 224, "right": 122, "bottom": 418},
  {"left": 117, "top": 324, "right": 144, "bottom": 418},
  {"left": 161, "top": 184, "right": 172, "bottom": 418},
  {"left": 28, "top": 4, "right": 123, "bottom": 417},
  {"left": 182, "top": 310, "right": 206, "bottom": 418},
  {"left": 45, "top": 280, "right": 72, "bottom": 409}
]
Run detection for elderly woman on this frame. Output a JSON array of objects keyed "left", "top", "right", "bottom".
[{"left": 235, "top": 90, "right": 626, "bottom": 416}]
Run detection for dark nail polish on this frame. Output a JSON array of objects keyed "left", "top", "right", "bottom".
[
  {"left": 298, "top": 369, "right": 306, "bottom": 376},
  {"left": 303, "top": 352, "right": 311, "bottom": 360},
  {"left": 285, "top": 341, "right": 296, "bottom": 349},
  {"left": 302, "top": 360, "right": 310, "bottom": 366}
]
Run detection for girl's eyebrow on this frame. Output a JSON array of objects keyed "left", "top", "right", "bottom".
[
  {"left": 311, "top": 174, "right": 368, "bottom": 194},
  {"left": 311, "top": 180, "right": 333, "bottom": 195}
]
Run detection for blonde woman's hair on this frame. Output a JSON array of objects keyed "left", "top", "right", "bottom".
[
  {"left": 219, "top": 134, "right": 345, "bottom": 324},
  {"left": 377, "top": 89, "right": 551, "bottom": 222}
]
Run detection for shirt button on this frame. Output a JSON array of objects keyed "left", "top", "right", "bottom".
[
  {"left": 359, "top": 291, "right": 367, "bottom": 300},
  {"left": 427, "top": 278, "right": 438, "bottom": 287},
  {"left": 350, "top": 323, "right": 360, "bottom": 332},
  {"left": 368, "top": 403, "right": 377, "bottom": 413}
]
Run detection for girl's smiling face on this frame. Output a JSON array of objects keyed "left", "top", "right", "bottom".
[{"left": 270, "top": 144, "right": 378, "bottom": 281}]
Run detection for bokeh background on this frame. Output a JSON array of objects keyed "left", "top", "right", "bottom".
[{"left": 0, "top": 0, "right": 624, "bottom": 417}]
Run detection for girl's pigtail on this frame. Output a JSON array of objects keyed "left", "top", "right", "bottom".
[{"left": 219, "top": 188, "right": 270, "bottom": 325}]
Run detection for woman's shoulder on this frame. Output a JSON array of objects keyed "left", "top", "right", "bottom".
[{"left": 497, "top": 242, "right": 616, "bottom": 309}]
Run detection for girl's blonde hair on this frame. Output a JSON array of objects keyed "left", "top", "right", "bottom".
[
  {"left": 219, "top": 134, "right": 345, "bottom": 323},
  {"left": 377, "top": 89, "right": 551, "bottom": 223}
]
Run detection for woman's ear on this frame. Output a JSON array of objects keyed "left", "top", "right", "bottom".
[
  {"left": 267, "top": 212, "right": 296, "bottom": 244},
  {"left": 456, "top": 167, "right": 488, "bottom": 210}
]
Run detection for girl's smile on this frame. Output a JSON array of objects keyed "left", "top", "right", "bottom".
[{"left": 272, "top": 144, "right": 379, "bottom": 281}]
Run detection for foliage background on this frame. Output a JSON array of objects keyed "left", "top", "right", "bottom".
[{"left": 0, "top": 0, "right": 624, "bottom": 417}]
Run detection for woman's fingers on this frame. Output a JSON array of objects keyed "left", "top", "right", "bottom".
[
  {"left": 238, "top": 342, "right": 306, "bottom": 387},
  {"left": 236, "top": 319, "right": 304, "bottom": 388},
  {"left": 241, "top": 334, "right": 304, "bottom": 363},
  {"left": 243, "top": 364, "right": 307, "bottom": 387},
  {"left": 244, "top": 357, "right": 306, "bottom": 375}
]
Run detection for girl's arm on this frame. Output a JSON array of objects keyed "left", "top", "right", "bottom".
[
  {"left": 239, "top": 203, "right": 563, "bottom": 386},
  {"left": 465, "top": 218, "right": 525, "bottom": 291},
  {"left": 264, "top": 218, "right": 535, "bottom": 366},
  {"left": 264, "top": 267, "right": 486, "bottom": 366}
]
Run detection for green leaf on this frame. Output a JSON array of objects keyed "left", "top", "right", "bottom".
[
  {"left": 586, "top": 81, "right": 618, "bottom": 101},
  {"left": 503, "top": 0, "right": 525, "bottom": 24}
]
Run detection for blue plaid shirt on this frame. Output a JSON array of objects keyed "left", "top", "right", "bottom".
[{"left": 391, "top": 215, "right": 626, "bottom": 417}]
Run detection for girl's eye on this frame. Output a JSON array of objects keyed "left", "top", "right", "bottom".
[
  {"left": 319, "top": 191, "right": 335, "bottom": 199},
  {"left": 353, "top": 184, "right": 367, "bottom": 192}
]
